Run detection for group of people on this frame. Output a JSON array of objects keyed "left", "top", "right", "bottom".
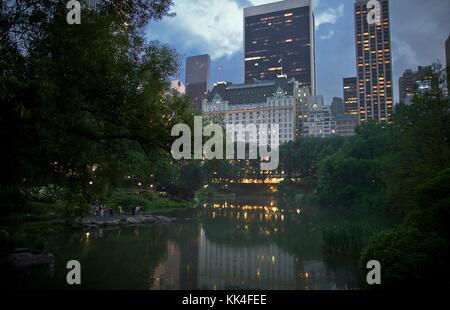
[
  {"left": 92, "top": 200, "right": 145, "bottom": 217},
  {"left": 93, "top": 200, "right": 123, "bottom": 217}
]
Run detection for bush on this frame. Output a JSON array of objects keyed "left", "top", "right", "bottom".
[
  {"left": 361, "top": 225, "right": 449, "bottom": 288},
  {"left": 105, "top": 188, "right": 193, "bottom": 213},
  {"left": 29, "top": 185, "right": 63, "bottom": 204},
  {"left": 106, "top": 189, "right": 151, "bottom": 211},
  {"left": 323, "top": 221, "right": 376, "bottom": 255}
]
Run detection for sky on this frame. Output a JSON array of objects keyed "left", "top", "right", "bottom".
[{"left": 145, "top": 0, "right": 450, "bottom": 104}]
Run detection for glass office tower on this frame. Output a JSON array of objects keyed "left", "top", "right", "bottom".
[{"left": 244, "top": 0, "right": 316, "bottom": 95}]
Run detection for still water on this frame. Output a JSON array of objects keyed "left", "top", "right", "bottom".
[{"left": 9, "top": 195, "right": 362, "bottom": 290}]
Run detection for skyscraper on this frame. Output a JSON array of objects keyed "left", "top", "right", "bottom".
[
  {"left": 343, "top": 77, "right": 359, "bottom": 115},
  {"left": 186, "top": 54, "right": 211, "bottom": 110},
  {"left": 244, "top": 0, "right": 316, "bottom": 95},
  {"left": 354, "top": 0, "right": 393, "bottom": 123}
]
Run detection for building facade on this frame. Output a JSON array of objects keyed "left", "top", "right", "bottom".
[
  {"left": 303, "top": 106, "right": 336, "bottom": 138},
  {"left": 202, "top": 78, "right": 312, "bottom": 145},
  {"left": 244, "top": 0, "right": 316, "bottom": 95},
  {"left": 186, "top": 54, "right": 211, "bottom": 110},
  {"left": 354, "top": 0, "right": 393, "bottom": 123},
  {"left": 335, "top": 114, "right": 360, "bottom": 136},
  {"left": 343, "top": 77, "right": 359, "bottom": 115},
  {"left": 398, "top": 66, "right": 432, "bottom": 104},
  {"left": 330, "top": 97, "right": 345, "bottom": 117}
]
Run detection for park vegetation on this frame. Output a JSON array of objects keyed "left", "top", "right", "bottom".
[
  {"left": 0, "top": 0, "right": 207, "bottom": 251},
  {"left": 278, "top": 64, "right": 449, "bottom": 288},
  {"left": 1, "top": 1, "right": 449, "bottom": 289}
]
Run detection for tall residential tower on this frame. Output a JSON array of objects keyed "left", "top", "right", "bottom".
[
  {"left": 354, "top": 0, "right": 393, "bottom": 123},
  {"left": 244, "top": 0, "right": 316, "bottom": 95}
]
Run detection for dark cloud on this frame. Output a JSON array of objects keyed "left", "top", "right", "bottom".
[{"left": 390, "top": 0, "right": 450, "bottom": 100}]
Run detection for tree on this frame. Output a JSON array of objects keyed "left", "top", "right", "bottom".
[{"left": 0, "top": 0, "right": 201, "bottom": 212}]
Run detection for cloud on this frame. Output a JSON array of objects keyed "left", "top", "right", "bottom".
[
  {"left": 320, "top": 29, "right": 335, "bottom": 40},
  {"left": 392, "top": 36, "right": 419, "bottom": 67},
  {"left": 315, "top": 4, "right": 344, "bottom": 29},
  {"left": 248, "top": 0, "right": 277, "bottom": 5},
  {"left": 148, "top": 0, "right": 243, "bottom": 60},
  {"left": 249, "top": 0, "right": 323, "bottom": 8},
  {"left": 147, "top": 0, "right": 345, "bottom": 60}
]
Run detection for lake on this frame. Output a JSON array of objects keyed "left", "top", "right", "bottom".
[{"left": 7, "top": 194, "right": 363, "bottom": 290}]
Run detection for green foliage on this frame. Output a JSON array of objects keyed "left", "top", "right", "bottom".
[
  {"left": 0, "top": 1, "right": 205, "bottom": 219},
  {"left": 361, "top": 226, "right": 448, "bottom": 288},
  {"left": 281, "top": 65, "right": 450, "bottom": 286},
  {"left": 323, "top": 221, "right": 375, "bottom": 255},
  {"left": 29, "top": 185, "right": 63, "bottom": 204},
  {"left": 105, "top": 188, "right": 193, "bottom": 213},
  {"left": 106, "top": 188, "right": 153, "bottom": 211},
  {"left": 59, "top": 192, "right": 90, "bottom": 222},
  {"left": 316, "top": 122, "right": 387, "bottom": 207},
  {"left": 279, "top": 136, "right": 346, "bottom": 180}
]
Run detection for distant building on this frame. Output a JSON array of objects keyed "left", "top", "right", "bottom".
[
  {"left": 303, "top": 106, "right": 336, "bottom": 138},
  {"left": 330, "top": 97, "right": 345, "bottom": 117},
  {"left": 202, "top": 78, "right": 312, "bottom": 144},
  {"left": 244, "top": 0, "right": 316, "bottom": 95},
  {"left": 354, "top": 0, "right": 394, "bottom": 123},
  {"left": 343, "top": 77, "right": 358, "bottom": 115},
  {"left": 398, "top": 66, "right": 432, "bottom": 104},
  {"left": 335, "top": 114, "right": 359, "bottom": 137},
  {"left": 170, "top": 80, "right": 186, "bottom": 94},
  {"left": 186, "top": 54, "right": 211, "bottom": 110}
]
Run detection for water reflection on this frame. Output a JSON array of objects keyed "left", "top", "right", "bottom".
[
  {"left": 197, "top": 226, "right": 297, "bottom": 290},
  {"left": 149, "top": 200, "right": 361, "bottom": 290},
  {"left": 5, "top": 197, "right": 361, "bottom": 290}
]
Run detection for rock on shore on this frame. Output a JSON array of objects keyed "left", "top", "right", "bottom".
[
  {"left": 82, "top": 214, "right": 177, "bottom": 228},
  {"left": 1, "top": 248, "right": 55, "bottom": 269}
]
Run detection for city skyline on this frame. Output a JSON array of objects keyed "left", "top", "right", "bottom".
[{"left": 146, "top": 0, "right": 450, "bottom": 105}]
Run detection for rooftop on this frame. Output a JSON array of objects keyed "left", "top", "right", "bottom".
[{"left": 208, "top": 78, "right": 299, "bottom": 105}]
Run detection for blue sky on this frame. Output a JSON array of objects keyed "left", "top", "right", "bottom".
[{"left": 145, "top": 0, "right": 450, "bottom": 104}]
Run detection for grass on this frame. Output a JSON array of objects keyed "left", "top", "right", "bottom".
[{"left": 104, "top": 188, "right": 195, "bottom": 214}]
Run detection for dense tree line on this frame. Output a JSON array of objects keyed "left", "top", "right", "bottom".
[
  {"left": 279, "top": 65, "right": 450, "bottom": 287},
  {"left": 0, "top": 0, "right": 202, "bottom": 215}
]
